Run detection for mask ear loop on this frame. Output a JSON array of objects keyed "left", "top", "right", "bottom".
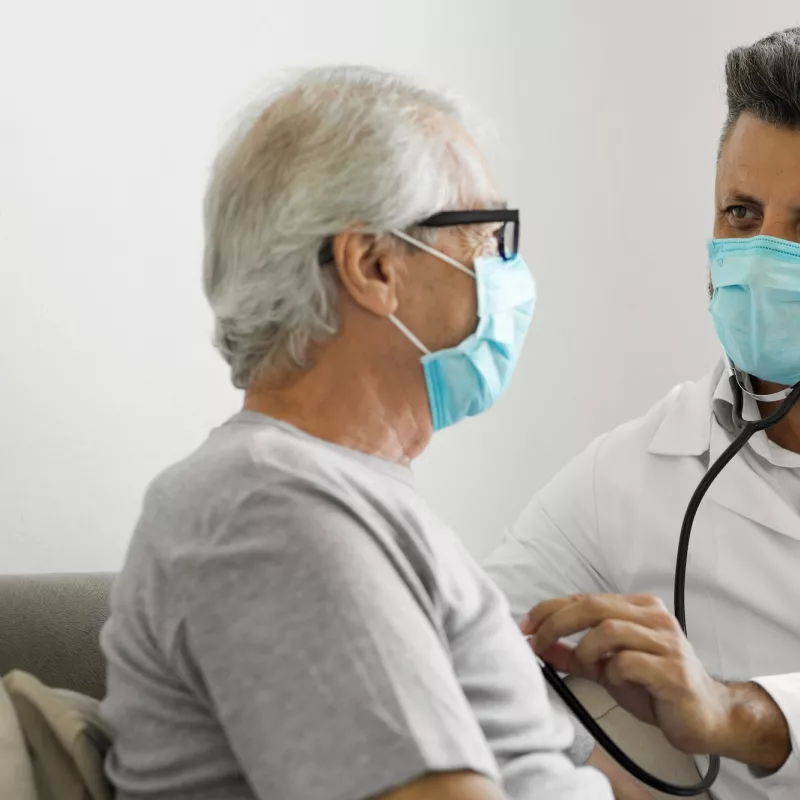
[
  {"left": 724, "top": 353, "right": 793, "bottom": 403},
  {"left": 391, "top": 229, "right": 476, "bottom": 277},
  {"left": 387, "top": 229, "right": 477, "bottom": 355},
  {"left": 388, "top": 314, "right": 431, "bottom": 355}
]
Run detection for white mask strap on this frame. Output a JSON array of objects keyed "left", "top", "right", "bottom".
[
  {"left": 389, "top": 314, "right": 431, "bottom": 356},
  {"left": 724, "top": 353, "right": 793, "bottom": 402},
  {"left": 391, "top": 229, "right": 475, "bottom": 278},
  {"left": 387, "top": 229, "right": 476, "bottom": 357}
]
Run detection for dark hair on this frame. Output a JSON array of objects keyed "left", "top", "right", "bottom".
[{"left": 722, "top": 27, "right": 800, "bottom": 146}]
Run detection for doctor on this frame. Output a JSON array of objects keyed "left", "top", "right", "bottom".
[{"left": 485, "top": 27, "right": 800, "bottom": 800}]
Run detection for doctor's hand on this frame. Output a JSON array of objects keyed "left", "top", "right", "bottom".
[{"left": 522, "top": 594, "right": 791, "bottom": 771}]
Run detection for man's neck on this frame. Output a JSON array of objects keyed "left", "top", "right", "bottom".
[
  {"left": 243, "top": 345, "right": 430, "bottom": 464},
  {"left": 754, "top": 379, "right": 800, "bottom": 454}
]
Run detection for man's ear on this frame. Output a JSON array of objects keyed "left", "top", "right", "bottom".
[{"left": 333, "top": 230, "right": 401, "bottom": 317}]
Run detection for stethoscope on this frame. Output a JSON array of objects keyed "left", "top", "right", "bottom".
[{"left": 536, "top": 358, "right": 800, "bottom": 796}]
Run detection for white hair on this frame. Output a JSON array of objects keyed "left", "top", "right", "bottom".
[{"left": 203, "top": 65, "right": 492, "bottom": 389}]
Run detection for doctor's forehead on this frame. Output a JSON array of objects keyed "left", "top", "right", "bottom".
[{"left": 717, "top": 113, "right": 800, "bottom": 202}]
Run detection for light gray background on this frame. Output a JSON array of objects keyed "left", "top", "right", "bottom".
[{"left": 2, "top": 0, "right": 796, "bottom": 571}]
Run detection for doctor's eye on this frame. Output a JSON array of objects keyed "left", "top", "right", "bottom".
[{"left": 724, "top": 205, "right": 760, "bottom": 229}]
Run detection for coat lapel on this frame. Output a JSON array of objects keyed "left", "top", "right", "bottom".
[
  {"left": 648, "top": 360, "right": 800, "bottom": 541},
  {"left": 704, "top": 421, "right": 800, "bottom": 541}
]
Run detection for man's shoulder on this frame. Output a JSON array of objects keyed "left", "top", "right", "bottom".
[
  {"left": 136, "top": 416, "right": 365, "bottom": 550},
  {"left": 133, "top": 413, "right": 420, "bottom": 571},
  {"left": 147, "top": 416, "right": 312, "bottom": 504},
  {"left": 113, "top": 417, "right": 431, "bottom": 645},
  {"left": 150, "top": 413, "right": 381, "bottom": 503}
]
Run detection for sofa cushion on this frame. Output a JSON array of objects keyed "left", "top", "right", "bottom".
[
  {"left": 0, "top": 678, "right": 37, "bottom": 800},
  {"left": 4, "top": 670, "right": 112, "bottom": 800}
]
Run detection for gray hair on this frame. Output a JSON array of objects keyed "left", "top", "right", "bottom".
[
  {"left": 203, "top": 65, "right": 490, "bottom": 389},
  {"left": 721, "top": 27, "right": 800, "bottom": 147}
]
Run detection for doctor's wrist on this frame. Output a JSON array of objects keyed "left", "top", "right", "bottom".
[{"left": 703, "top": 681, "right": 791, "bottom": 773}]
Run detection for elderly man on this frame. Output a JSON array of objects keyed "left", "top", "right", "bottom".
[
  {"left": 99, "top": 67, "right": 616, "bottom": 800},
  {"left": 485, "top": 28, "right": 800, "bottom": 800}
]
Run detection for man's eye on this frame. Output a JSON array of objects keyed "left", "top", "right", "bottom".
[{"left": 726, "top": 205, "right": 756, "bottom": 221}]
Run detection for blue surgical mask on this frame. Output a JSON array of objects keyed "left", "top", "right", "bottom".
[
  {"left": 709, "top": 235, "right": 800, "bottom": 386},
  {"left": 389, "top": 231, "right": 536, "bottom": 431}
]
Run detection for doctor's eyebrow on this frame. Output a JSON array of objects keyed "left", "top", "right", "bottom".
[{"left": 718, "top": 191, "right": 763, "bottom": 208}]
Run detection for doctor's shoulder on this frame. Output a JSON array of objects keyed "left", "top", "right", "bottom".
[
  {"left": 538, "top": 365, "right": 720, "bottom": 514},
  {"left": 496, "top": 365, "right": 720, "bottom": 572},
  {"left": 597, "top": 364, "right": 720, "bottom": 466},
  {"left": 578, "top": 364, "right": 721, "bottom": 523}
]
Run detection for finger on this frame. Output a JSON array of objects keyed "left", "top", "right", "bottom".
[
  {"left": 522, "top": 595, "right": 586, "bottom": 635},
  {"left": 535, "top": 640, "right": 602, "bottom": 682},
  {"left": 603, "top": 650, "right": 671, "bottom": 696},
  {"left": 533, "top": 595, "right": 674, "bottom": 654},
  {"left": 574, "top": 620, "right": 672, "bottom": 666},
  {"left": 525, "top": 593, "right": 667, "bottom": 636}
]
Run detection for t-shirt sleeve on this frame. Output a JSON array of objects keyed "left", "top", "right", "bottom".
[
  {"left": 482, "top": 436, "right": 615, "bottom": 767},
  {"left": 170, "top": 486, "right": 500, "bottom": 800}
]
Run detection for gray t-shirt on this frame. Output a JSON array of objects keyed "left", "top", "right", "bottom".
[{"left": 101, "top": 412, "right": 610, "bottom": 800}]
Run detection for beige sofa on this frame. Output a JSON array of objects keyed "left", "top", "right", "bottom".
[{"left": 0, "top": 574, "right": 709, "bottom": 798}]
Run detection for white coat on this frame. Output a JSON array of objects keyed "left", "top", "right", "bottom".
[{"left": 484, "top": 360, "right": 800, "bottom": 800}]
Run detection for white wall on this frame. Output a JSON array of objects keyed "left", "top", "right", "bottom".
[{"left": 2, "top": 0, "right": 799, "bottom": 573}]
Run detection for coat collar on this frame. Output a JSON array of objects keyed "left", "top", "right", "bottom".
[
  {"left": 647, "top": 360, "right": 724, "bottom": 458},
  {"left": 648, "top": 359, "right": 800, "bottom": 540}
]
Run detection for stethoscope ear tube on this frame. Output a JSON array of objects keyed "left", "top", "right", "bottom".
[{"left": 540, "top": 375, "right": 800, "bottom": 796}]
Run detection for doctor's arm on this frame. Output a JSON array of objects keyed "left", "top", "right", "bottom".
[{"left": 483, "top": 436, "right": 616, "bottom": 621}]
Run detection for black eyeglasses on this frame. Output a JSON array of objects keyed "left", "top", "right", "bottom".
[
  {"left": 417, "top": 209, "right": 520, "bottom": 261},
  {"left": 318, "top": 208, "right": 520, "bottom": 265}
]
